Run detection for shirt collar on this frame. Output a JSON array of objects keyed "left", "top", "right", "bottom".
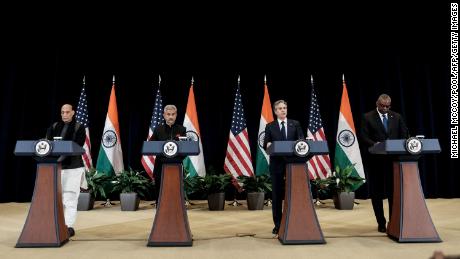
[
  {"left": 376, "top": 108, "right": 387, "bottom": 118},
  {"left": 277, "top": 118, "right": 287, "bottom": 125}
]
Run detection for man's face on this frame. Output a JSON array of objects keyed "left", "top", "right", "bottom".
[
  {"left": 376, "top": 99, "right": 391, "bottom": 114},
  {"left": 61, "top": 105, "right": 74, "bottom": 123},
  {"left": 164, "top": 109, "right": 177, "bottom": 126},
  {"left": 274, "top": 103, "right": 287, "bottom": 120}
]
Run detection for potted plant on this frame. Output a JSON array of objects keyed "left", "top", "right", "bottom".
[
  {"left": 237, "top": 175, "right": 272, "bottom": 210},
  {"left": 112, "top": 169, "right": 151, "bottom": 211},
  {"left": 203, "top": 167, "right": 232, "bottom": 211},
  {"left": 329, "top": 164, "right": 365, "bottom": 210},
  {"left": 310, "top": 177, "right": 334, "bottom": 205},
  {"left": 78, "top": 168, "right": 112, "bottom": 211},
  {"left": 183, "top": 168, "right": 206, "bottom": 206}
]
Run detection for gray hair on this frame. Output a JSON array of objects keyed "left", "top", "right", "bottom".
[
  {"left": 273, "top": 100, "right": 287, "bottom": 110},
  {"left": 164, "top": 105, "right": 177, "bottom": 113},
  {"left": 376, "top": 94, "right": 391, "bottom": 103}
]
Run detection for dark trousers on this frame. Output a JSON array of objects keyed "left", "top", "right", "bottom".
[
  {"left": 270, "top": 160, "right": 285, "bottom": 228},
  {"left": 372, "top": 196, "right": 393, "bottom": 226},
  {"left": 153, "top": 162, "right": 164, "bottom": 202},
  {"left": 368, "top": 157, "right": 394, "bottom": 226}
]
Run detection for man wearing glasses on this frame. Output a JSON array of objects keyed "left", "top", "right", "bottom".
[{"left": 361, "top": 94, "right": 409, "bottom": 233}]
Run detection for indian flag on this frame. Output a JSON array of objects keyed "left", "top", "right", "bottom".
[
  {"left": 96, "top": 77, "right": 124, "bottom": 176},
  {"left": 183, "top": 78, "right": 206, "bottom": 177},
  {"left": 334, "top": 75, "right": 365, "bottom": 191},
  {"left": 255, "top": 76, "right": 274, "bottom": 176}
]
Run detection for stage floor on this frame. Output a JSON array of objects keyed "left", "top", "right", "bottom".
[{"left": 0, "top": 199, "right": 459, "bottom": 259}]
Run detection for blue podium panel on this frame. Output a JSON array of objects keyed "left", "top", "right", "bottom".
[
  {"left": 14, "top": 140, "right": 84, "bottom": 156},
  {"left": 267, "top": 140, "right": 329, "bottom": 157},
  {"left": 368, "top": 139, "right": 441, "bottom": 155},
  {"left": 141, "top": 141, "right": 200, "bottom": 156}
]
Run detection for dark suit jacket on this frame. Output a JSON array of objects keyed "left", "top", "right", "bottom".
[
  {"left": 361, "top": 109, "right": 409, "bottom": 197},
  {"left": 263, "top": 119, "right": 304, "bottom": 149},
  {"left": 149, "top": 123, "right": 187, "bottom": 173},
  {"left": 46, "top": 120, "right": 86, "bottom": 169},
  {"left": 361, "top": 109, "right": 409, "bottom": 148},
  {"left": 263, "top": 119, "right": 304, "bottom": 173}
]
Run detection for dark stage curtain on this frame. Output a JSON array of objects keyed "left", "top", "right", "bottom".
[{"left": 0, "top": 3, "right": 458, "bottom": 202}]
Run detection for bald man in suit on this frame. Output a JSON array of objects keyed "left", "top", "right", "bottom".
[{"left": 361, "top": 94, "right": 409, "bottom": 233}]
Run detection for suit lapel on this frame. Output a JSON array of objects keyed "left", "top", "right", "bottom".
[
  {"left": 387, "top": 112, "right": 395, "bottom": 136},
  {"left": 373, "top": 111, "right": 388, "bottom": 136},
  {"left": 287, "top": 119, "right": 294, "bottom": 140},
  {"left": 272, "top": 121, "right": 282, "bottom": 140}
]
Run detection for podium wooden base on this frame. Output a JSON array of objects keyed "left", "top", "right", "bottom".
[
  {"left": 278, "top": 163, "right": 325, "bottom": 245},
  {"left": 387, "top": 161, "right": 441, "bottom": 243},
  {"left": 147, "top": 163, "right": 192, "bottom": 247},
  {"left": 16, "top": 163, "right": 69, "bottom": 248}
]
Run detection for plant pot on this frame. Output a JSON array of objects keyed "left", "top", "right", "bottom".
[
  {"left": 207, "top": 192, "right": 225, "bottom": 211},
  {"left": 247, "top": 192, "right": 265, "bottom": 210},
  {"left": 77, "top": 192, "right": 95, "bottom": 211},
  {"left": 333, "top": 192, "right": 355, "bottom": 210},
  {"left": 120, "top": 192, "right": 140, "bottom": 211}
]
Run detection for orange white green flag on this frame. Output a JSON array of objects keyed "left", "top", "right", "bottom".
[
  {"left": 96, "top": 76, "right": 124, "bottom": 176},
  {"left": 255, "top": 75, "right": 274, "bottom": 176},
  {"left": 334, "top": 74, "right": 365, "bottom": 191},
  {"left": 183, "top": 77, "right": 206, "bottom": 177}
]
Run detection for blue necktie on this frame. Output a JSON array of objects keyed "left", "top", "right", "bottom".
[
  {"left": 382, "top": 114, "right": 388, "bottom": 132},
  {"left": 281, "top": 121, "right": 286, "bottom": 140}
]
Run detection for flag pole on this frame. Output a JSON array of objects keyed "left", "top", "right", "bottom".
[
  {"left": 229, "top": 74, "right": 243, "bottom": 207},
  {"left": 263, "top": 74, "right": 272, "bottom": 207},
  {"left": 102, "top": 75, "right": 118, "bottom": 207}
]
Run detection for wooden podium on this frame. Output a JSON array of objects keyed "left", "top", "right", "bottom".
[
  {"left": 142, "top": 140, "right": 199, "bottom": 246},
  {"left": 268, "top": 140, "right": 329, "bottom": 245},
  {"left": 14, "top": 140, "right": 84, "bottom": 247},
  {"left": 369, "top": 138, "right": 442, "bottom": 243}
]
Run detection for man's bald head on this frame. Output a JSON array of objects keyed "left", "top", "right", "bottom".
[{"left": 61, "top": 104, "right": 75, "bottom": 123}]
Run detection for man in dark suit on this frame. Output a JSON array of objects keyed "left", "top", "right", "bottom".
[
  {"left": 263, "top": 100, "right": 304, "bottom": 235},
  {"left": 149, "top": 104, "right": 186, "bottom": 203},
  {"left": 361, "top": 94, "right": 409, "bottom": 233}
]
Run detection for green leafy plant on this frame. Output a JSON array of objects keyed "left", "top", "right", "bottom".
[
  {"left": 111, "top": 169, "right": 151, "bottom": 198},
  {"left": 311, "top": 177, "right": 335, "bottom": 198},
  {"left": 237, "top": 175, "right": 272, "bottom": 193},
  {"left": 329, "top": 164, "right": 365, "bottom": 193},
  {"left": 83, "top": 168, "right": 112, "bottom": 199},
  {"left": 183, "top": 168, "right": 206, "bottom": 200},
  {"left": 201, "top": 166, "right": 232, "bottom": 194}
]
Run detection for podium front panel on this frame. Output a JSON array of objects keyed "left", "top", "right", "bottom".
[{"left": 141, "top": 141, "right": 200, "bottom": 156}]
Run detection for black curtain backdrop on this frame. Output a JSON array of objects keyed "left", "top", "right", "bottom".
[{"left": 1, "top": 3, "right": 458, "bottom": 202}]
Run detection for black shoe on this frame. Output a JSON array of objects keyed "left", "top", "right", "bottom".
[
  {"left": 272, "top": 227, "right": 279, "bottom": 234},
  {"left": 377, "top": 225, "right": 386, "bottom": 233},
  {"left": 68, "top": 227, "right": 75, "bottom": 237}
]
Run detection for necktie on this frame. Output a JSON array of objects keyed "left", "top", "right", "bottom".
[
  {"left": 281, "top": 121, "right": 286, "bottom": 140},
  {"left": 382, "top": 114, "right": 388, "bottom": 132}
]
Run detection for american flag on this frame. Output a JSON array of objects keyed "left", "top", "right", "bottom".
[
  {"left": 75, "top": 77, "right": 93, "bottom": 170},
  {"left": 307, "top": 77, "right": 332, "bottom": 179},
  {"left": 224, "top": 78, "right": 254, "bottom": 182},
  {"left": 141, "top": 88, "right": 164, "bottom": 179}
]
